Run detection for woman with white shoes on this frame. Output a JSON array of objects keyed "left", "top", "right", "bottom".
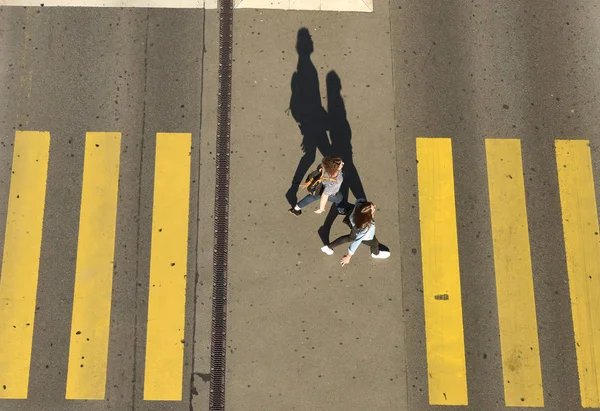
[{"left": 321, "top": 198, "right": 390, "bottom": 266}]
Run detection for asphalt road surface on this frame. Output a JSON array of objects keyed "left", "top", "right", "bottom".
[{"left": 1, "top": 1, "right": 600, "bottom": 411}]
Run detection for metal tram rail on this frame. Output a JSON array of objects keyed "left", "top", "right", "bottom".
[{"left": 210, "top": 0, "right": 233, "bottom": 409}]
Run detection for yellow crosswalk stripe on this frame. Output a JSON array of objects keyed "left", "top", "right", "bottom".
[
  {"left": 485, "top": 139, "right": 544, "bottom": 407},
  {"left": 143, "top": 133, "right": 192, "bottom": 401},
  {"left": 4, "top": 132, "right": 599, "bottom": 405},
  {"left": 65, "top": 132, "right": 121, "bottom": 399},
  {"left": 555, "top": 140, "right": 600, "bottom": 408},
  {"left": 416, "top": 137, "right": 468, "bottom": 406},
  {"left": 0, "top": 131, "right": 50, "bottom": 399}
]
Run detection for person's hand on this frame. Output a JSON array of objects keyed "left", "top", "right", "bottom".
[
  {"left": 340, "top": 255, "right": 352, "bottom": 266},
  {"left": 314, "top": 208, "right": 325, "bottom": 214}
]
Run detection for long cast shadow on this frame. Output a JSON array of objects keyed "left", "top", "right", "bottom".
[
  {"left": 285, "top": 27, "right": 332, "bottom": 207},
  {"left": 317, "top": 71, "right": 367, "bottom": 245},
  {"left": 327, "top": 70, "right": 366, "bottom": 201}
]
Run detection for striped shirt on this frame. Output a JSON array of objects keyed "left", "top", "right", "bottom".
[{"left": 322, "top": 169, "right": 343, "bottom": 196}]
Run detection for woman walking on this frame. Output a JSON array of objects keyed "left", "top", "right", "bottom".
[
  {"left": 321, "top": 199, "right": 390, "bottom": 266},
  {"left": 289, "top": 156, "right": 347, "bottom": 216}
]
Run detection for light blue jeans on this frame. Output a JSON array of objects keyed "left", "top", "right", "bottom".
[{"left": 297, "top": 191, "right": 344, "bottom": 210}]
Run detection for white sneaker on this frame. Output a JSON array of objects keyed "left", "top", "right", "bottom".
[
  {"left": 321, "top": 245, "right": 334, "bottom": 255},
  {"left": 371, "top": 250, "right": 390, "bottom": 259}
]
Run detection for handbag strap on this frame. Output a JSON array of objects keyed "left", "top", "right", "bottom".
[
  {"left": 300, "top": 166, "right": 338, "bottom": 188},
  {"left": 320, "top": 165, "right": 339, "bottom": 183}
]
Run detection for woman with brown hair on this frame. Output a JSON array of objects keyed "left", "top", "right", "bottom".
[
  {"left": 321, "top": 199, "right": 390, "bottom": 266},
  {"left": 289, "top": 156, "right": 347, "bottom": 216}
]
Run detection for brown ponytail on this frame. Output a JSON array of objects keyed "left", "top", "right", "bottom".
[{"left": 353, "top": 201, "right": 375, "bottom": 231}]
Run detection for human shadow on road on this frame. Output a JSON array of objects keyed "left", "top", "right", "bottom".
[
  {"left": 285, "top": 27, "right": 332, "bottom": 207},
  {"left": 326, "top": 70, "right": 365, "bottom": 202},
  {"left": 317, "top": 71, "right": 367, "bottom": 245}
]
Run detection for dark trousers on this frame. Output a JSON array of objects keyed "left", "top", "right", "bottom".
[{"left": 328, "top": 229, "right": 380, "bottom": 255}]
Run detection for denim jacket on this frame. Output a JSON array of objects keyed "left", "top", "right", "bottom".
[{"left": 348, "top": 198, "right": 376, "bottom": 255}]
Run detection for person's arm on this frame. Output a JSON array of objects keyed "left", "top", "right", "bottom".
[
  {"left": 314, "top": 193, "right": 329, "bottom": 214},
  {"left": 340, "top": 252, "right": 352, "bottom": 266},
  {"left": 340, "top": 230, "right": 366, "bottom": 266}
]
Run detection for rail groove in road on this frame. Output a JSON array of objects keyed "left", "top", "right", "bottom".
[
  {"left": 0, "top": 134, "right": 599, "bottom": 408},
  {"left": 210, "top": 0, "right": 233, "bottom": 409}
]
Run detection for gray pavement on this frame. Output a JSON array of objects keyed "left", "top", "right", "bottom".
[
  {"left": 219, "top": 3, "right": 404, "bottom": 411},
  {"left": 0, "top": 7, "right": 206, "bottom": 411},
  {"left": 1, "top": 1, "right": 600, "bottom": 411},
  {"left": 394, "top": 2, "right": 600, "bottom": 411}
]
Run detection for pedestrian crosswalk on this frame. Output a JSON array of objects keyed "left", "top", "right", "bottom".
[
  {"left": 485, "top": 139, "right": 543, "bottom": 407},
  {"left": 0, "top": 131, "right": 192, "bottom": 401},
  {"left": 143, "top": 133, "right": 192, "bottom": 401},
  {"left": 416, "top": 138, "right": 468, "bottom": 406},
  {"left": 555, "top": 140, "right": 600, "bottom": 409},
  {"left": 0, "top": 131, "right": 50, "bottom": 400},
  {"left": 66, "top": 132, "right": 121, "bottom": 400},
  {"left": 1, "top": 133, "right": 599, "bottom": 407},
  {"left": 417, "top": 137, "right": 600, "bottom": 408}
]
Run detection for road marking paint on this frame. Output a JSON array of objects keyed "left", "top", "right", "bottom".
[
  {"left": 143, "top": 133, "right": 192, "bottom": 401},
  {"left": 0, "top": 0, "right": 205, "bottom": 7},
  {"left": 416, "top": 137, "right": 468, "bottom": 406},
  {"left": 237, "top": 0, "right": 373, "bottom": 12},
  {"left": 0, "top": 131, "right": 50, "bottom": 399},
  {"left": 0, "top": 0, "right": 372, "bottom": 10},
  {"left": 555, "top": 140, "right": 600, "bottom": 408},
  {"left": 485, "top": 139, "right": 544, "bottom": 407},
  {"left": 65, "top": 132, "right": 121, "bottom": 400}
]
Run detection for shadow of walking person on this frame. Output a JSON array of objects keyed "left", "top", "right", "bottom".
[
  {"left": 317, "top": 70, "right": 366, "bottom": 245},
  {"left": 285, "top": 27, "right": 332, "bottom": 207},
  {"left": 327, "top": 70, "right": 366, "bottom": 201}
]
